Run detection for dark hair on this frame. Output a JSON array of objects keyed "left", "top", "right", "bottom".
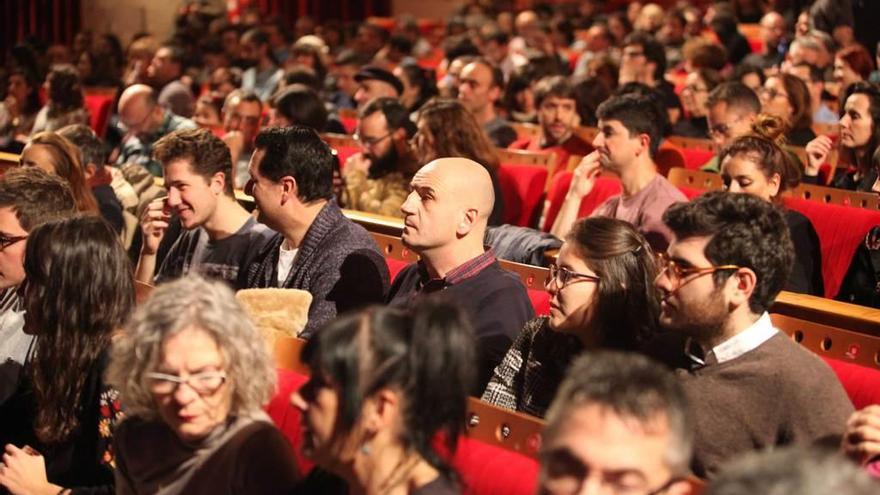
[
  {"left": 792, "top": 62, "right": 824, "bottom": 84},
  {"left": 25, "top": 215, "right": 134, "bottom": 444},
  {"left": 695, "top": 68, "right": 724, "bottom": 93},
  {"left": 271, "top": 84, "right": 328, "bottom": 131},
  {"left": 300, "top": 299, "right": 476, "bottom": 486},
  {"left": 282, "top": 65, "right": 321, "bottom": 92},
  {"left": 443, "top": 35, "right": 481, "bottom": 61},
  {"left": 682, "top": 38, "right": 728, "bottom": 71},
  {"left": 597, "top": 93, "right": 664, "bottom": 157},
  {"left": 291, "top": 42, "right": 327, "bottom": 83},
  {"left": 417, "top": 98, "right": 500, "bottom": 171},
  {"left": 158, "top": 43, "right": 187, "bottom": 68},
  {"left": 837, "top": 44, "right": 874, "bottom": 82},
  {"left": 735, "top": 64, "right": 766, "bottom": 86},
  {"left": 838, "top": 81, "right": 880, "bottom": 175},
  {"left": 572, "top": 77, "right": 612, "bottom": 127},
  {"left": 533, "top": 75, "right": 576, "bottom": 108},
  {"left": 566, "top": 217, "right": 659, "bottom": 348},
  {"left": 0, "top": 167, "right": 76, "bottom": 232},
  {"left": 8, "top": 68, "right": 41, "bottom": 115},
  {"left": 46, "top": 64, "right": 84, "bottom": 115},
  {"left": 360, "top": 96, "right": 411, "bottom": 132},
  {"left": 397, "top": 62, "right": 438, "bottom": 112},
  {"left": 480, "top": 28, "right": 510, "bottom": 45},
  {"left": 543, "top": 351, "right": 693, "bottom": 475},
  {"left": 223, "top": 89, "right": 262, "bottom": 113},
  {"left": 771, "top": 73, "right": 813, "bottom": 132},
  {"left": 26, "top": 132, "right": 99, "bottom": 214},
  {"left": 502, "top": 67, "right": 537, "bottom": 117},
  {"left": 57, "top": 124, "right": 107, "bottom": 171},
  {"left": 623, "top": 32, "right": 666, "bottom": 81},
  {"left": 253, "top": 126, "right": 335, "bottom": 202},
  {"left": 718, "top": 114, "right": 802, "bottom": 199},
  {"left": 468, "top": 57, "right": 505, "bottom": 90},
  {"left": 242, "top": 28, "right": 278, "bottom": 65},
  {"left": 662, "top": 191, "right": 793, "bottom": 314},
  {"left": 153, "top": 128, "right": 234, "bottom": 196},
  {"left": 707, "top": 82, "right": 761, "bottom": 114}
]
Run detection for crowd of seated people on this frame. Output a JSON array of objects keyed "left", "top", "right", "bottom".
[{"left": 0, "top": 1, "right": 879, "bottom": 493}]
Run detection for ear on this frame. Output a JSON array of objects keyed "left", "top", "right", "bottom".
[
  {"left": 636, "top": 133, "right": 652, "bottom": 157},
  {"left": 456, "top": 208, "right": 479, "bottom": 237},
  {"left": 726, "top": 266, "right": 757, "bottom": 310},
  {"left": 280, "top": 176, "right": 298, "bottom": 205},
  {"left": 767, "top": 172, "right": 781, "bottom": 198},
  {"left": 665, "top": 479, "right": 697, "bottom": 495},
  {"left": 210, "top": 171, "right": 226, "bottom": 194},
  {"left": 83, "top": 163, "right": 98, "bottom": 181},
  {"left": 361, "top": 389, "right": 400, "bottom": 433},
  {"left": 392, "top": 126, "right": 407, "bottom": 143}
]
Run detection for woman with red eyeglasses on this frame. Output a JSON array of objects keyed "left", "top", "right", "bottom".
[{"left": 481, "top": 216, "right": 659, "bottom": 418}]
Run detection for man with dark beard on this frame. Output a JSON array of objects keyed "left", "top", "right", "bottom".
[
  {"left": 343, "top": 97, "right": 418, "bottom": 217},
  {"left": 652, "top": 191, "right": 853, "bottom": 479}
]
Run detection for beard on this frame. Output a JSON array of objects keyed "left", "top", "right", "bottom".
[
  {"left": 660, "top": 286, "right": 728, "bottom": 345},
  {"left": 366, "top": 145, "right": 400, "bottom": 179}
]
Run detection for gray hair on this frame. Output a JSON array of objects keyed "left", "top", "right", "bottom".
[
  {"left": 107, "top": 275, "right": 276, "bottom": 420},
  {"left": 705, "top": 446, "right": 879, "bottom": 495},
  {"left": 543, "top": 351, "right": 693, "bottom": 475}
]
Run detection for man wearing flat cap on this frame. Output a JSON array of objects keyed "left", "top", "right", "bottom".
[{"left": 353, "top": 65, "right": 403, "bottom": 108}]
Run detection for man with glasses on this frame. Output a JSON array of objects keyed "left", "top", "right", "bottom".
[
  {"left": 116, "top": 84, "right": 197, "bottom": 177},
  {"left": 0, "top": 167, "right": 76, "bottom": 403},
  {"left": 387, "top": 157, "right": 533, "bottom": 391},
  {"left": 653, "top": 191, "right": 852, "bottom": 478},
  {"left": 539, "top": 351, "right": 695, "bottom": 495},
  {"left": 619, "top": 32, "right": 682, "bottom": 125},
  {"left": 343, "top": 97, "right": 417, "bottom": 217},
  {"left": 701, "top": 82, "right": 760, "bottom": 173},
  {"left": 220, "top": 90, "right": 263, "bottom": 189}
]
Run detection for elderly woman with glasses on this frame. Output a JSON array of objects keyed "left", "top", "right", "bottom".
[
  {"left": 482, "top": 216, "right": 659, "bottom": 418},
  {"left": 107, "top": 275, "right": 300, "bottom": 495}
]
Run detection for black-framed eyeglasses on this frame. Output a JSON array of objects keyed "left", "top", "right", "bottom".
[
  {"left": 146, "top": 371, "right": 228, "bottom": 395},
  {"left": 0, "top": 234, "right": 27, "bottom": 251},
  {"left": 547, "top": 263, "right": 601, "bottom": 288},
  {"left": 353, "top": 132, "right": 392, "bottom": 147},
  {"left": 759, "top": 87, "right": 787, "bottom": 101},
  {"left": 655, "top": 252, "right": 740, "bottom": 290}
]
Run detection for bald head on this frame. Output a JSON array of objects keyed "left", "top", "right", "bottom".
[
  {"left": 427, "top": 157, "right": 494, "bottom": 221},
  {"left": 761, "top": 12, "right": 786, "bottom": 48},
  {"left": 118, "top": 84, "right": 156, "bottom": 114},
  {"left": 118, "top": 84, "right": 162, "bottom": 136}
]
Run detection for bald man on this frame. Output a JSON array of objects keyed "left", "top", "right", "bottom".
[
  {"left": 387, "top": 158, "right": 534, "bottom": 391},
  {"left": 742, "top": 12, "right": 787, "bottom": 69},
  {"left": 116, "top": 84, "right": 197, "bottom": 177}
]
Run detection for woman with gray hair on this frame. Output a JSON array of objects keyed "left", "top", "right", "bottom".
[{"left": 107, "top": 275, "right": 300, "bottom": 494}]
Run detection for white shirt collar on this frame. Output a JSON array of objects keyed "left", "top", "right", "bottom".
[{"left": 686, "top": 312, "right": 778, "bottom": 366}]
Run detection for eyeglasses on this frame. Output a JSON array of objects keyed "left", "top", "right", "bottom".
[
  {"left": 622, "top": 50, "right": 645, "bottom": 59},
  {"left": 354, "top": 132, "right": 392, "bottom": 147},
  {"left": 547, "top": 263, "right": 601, "bottom": 288},
  {"left": 655, "top": 252, "right": 740, "bottom": 290},
  {"left": 682, "top": 85, "right": 708, "bottom": 94},
  {"left": 540, "top": 449, "right": 682, "bottom": 495},
  {"left": 146, "top": 371, "right": 227, "bottom": 395},
  {"left": 0, "top": 233, "right": 27, "bottom": 251},
  {"left": 708, "top": 115, "right": 746, "bottom": 139},
  {"left": 759, "top": 88, "right": 788, "bottom": 101}
]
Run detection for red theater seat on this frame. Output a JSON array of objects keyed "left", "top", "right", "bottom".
[
  {"left": 84, "top": 93, "right": 115, "bottom": 137},
  {"left": 498, "top": 164, "right": 549, "bottom": 227},
  {"left": 680, "top": 148, "right": 714, "bottom": 170},
  {"left": 782, "top": 197, "right": 880, "bottom": 298},
  {"left": 266, "top": 369, "right": 314, "bottom": 474},
  {"left": 542, "top": 172, "right": 621, "bottom": 232},
  {"left": 677, "top": 186, "right": 705, "bottom": 200},
  {"left": 823, "top": 357, "right": 880, "bottom": 409}
]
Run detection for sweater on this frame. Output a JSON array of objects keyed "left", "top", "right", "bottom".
[
  {"left": 240, "top": 201, "right": 389, "bottom": 337},
  {"left": 676, "top": 332, "right": 853, "bottom": 478}
]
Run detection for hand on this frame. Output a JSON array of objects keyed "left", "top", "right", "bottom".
[
  {"left": 805, "top": 135, "right": 833, "bottom": 176},
  {"left": 140, "top": 198, "right": 171, "bottom": 256},
  {"left": 222, "top": 130, "right": 245, "bottom": 163},
  {"left": 345, "top": 152, "right": 372, "bottom": 174},
  {"left": 3, "top": 96, "right": 19, "bottom": 118},
  {"left": 0, "top": 444, "right": 59, "bottom": 495},
  {"left": 567, "top": 151, "right": 603, "bottom": 200},
  {"left": 843, "top": 405, "right": 880, "bottom": 464}
]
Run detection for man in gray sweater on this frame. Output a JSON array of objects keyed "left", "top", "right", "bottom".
[{"left": 654, "top": 192, "right": 853, "bottom": 478}]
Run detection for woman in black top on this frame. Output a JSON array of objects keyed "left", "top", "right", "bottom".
[
  {"left": 720, "top": 114, "right": 825, "bottom": 296},
  {"left": 0, "top": 216, "right": 134, "bottom": 494}
]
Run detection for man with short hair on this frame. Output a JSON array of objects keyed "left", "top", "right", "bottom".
[
  {"left": 355, "top": 22, "right": 389, "bottom": 59},
  {"left": 539, "top": 351, "right": 695, "bottom": 495},
  {"left": 135, "top": 128, "right": 274, "bottom": 288},
  {"left": 458, "top": 58, "right": 517, "bottom": 147},
  {"left": 742, "top": 12, "right": 788, "bottom": 69},
  {"left": 116, "top": 84, "right": 197, "bottom": 177},
  {"left": 147, "top": 43, "right": 195, "bottom": 118},
  {"left": 654, "top": 192, "right": 853, "bottom": 477},
  {"left": 388, "top": 157, "right": 534, "bottom": 390},
  {"left": 701, "top": 82, "right": 761, "bottom": 173},
  {"left": 509, "top": 76, "right": 593, "bottom": 168},
  {"left": 0, "top": 167, "right": 76, "bottom": 403},
  {"left": 220, "top": 90, "right": 263, "bottom": 189},
  {"left": 242, "top": 126, "right": 389, "bottom": 337},
  {"left": 572, "top": 24, "right": 614, "bottom": 77},
  {"left": 329, "top": 49, "right": 366, "bottom": 110},
  {"left": 344, "top": 97, "right": 418, "bottom": 217},
  {"left": 240, "top": 28, "right": 283, "bottom": 101},
  {"left": 620, "top": 32, "right": 682, "bottom": 124},
  {"left": 550, "top": 94, "right": 687, "bottom": 250},
  {"left": 787, "top": 62, "right": 839, "bottom": 125},
  {"left": 480, "top": 28, "right": 528, "bottom": 81},
  {"left": 353, "top": 65, "right": 403, "bottom": 109}
]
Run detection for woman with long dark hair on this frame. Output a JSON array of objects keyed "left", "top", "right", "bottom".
[
  {"left": 292, "top": 299, "right": 476, "bottom": 494},
  {"left": 0, "top": 215, "right": 134, "bottom": 494},
  {"left": 482, "top": 217, "right": 659, "bottom": 417}
]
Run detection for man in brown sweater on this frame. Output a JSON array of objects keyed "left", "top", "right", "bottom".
[{"left": 654, "top": 192, "right": 853, "bottom": 478}]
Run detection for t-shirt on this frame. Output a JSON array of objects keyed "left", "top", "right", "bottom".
[
  {"left": 591, "top": 174, "right": 687, "bottom": 251},
  {"left": 155, "top": 216, "right": 275, "bottom": 289},
  {"left": 276, "top": 244, "right": 298, "bottom": 286}
]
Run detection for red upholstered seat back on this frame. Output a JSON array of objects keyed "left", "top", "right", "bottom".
[
  {"left": 498, "top": 164, "right": 549, "bottom": 227},
  {"left": 266, "top": 369, "right": 314, "bottom": 474},
  {"left": 84, "top": 93, "right": 115, "bottom": 137},
  {"left": 680, "top": 148, "right": 714, "bottom": 170},
  {"left": 340, "top": 115, "right": 358, "bottom": 134},
  {"left": 781, "top": 197, "right": 880, "bottom": 298},
  {"left": 677, "top": 186, "right": 705, "bottom": 200},
  {"left": 822, "top": 357, "right": 880, "bottom": 409},
  {"left": 386, "top": 257, "right": 410, "bottom": 282},
  {"left": 334, "top": 146, "right": 360, "bottom": 171},
  {"left": 542, "top": 172, "right": 621, "bottom": 232},
  {"left": 527, "top": 288, "right": 550, "bottom": 316}
]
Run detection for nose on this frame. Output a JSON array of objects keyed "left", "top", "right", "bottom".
[
  {"left": 727, "top": 182, "right": 743, "bottom": 193},
  {"left": 592, "top": 132, "right": 604, "bottom": 148},
  {"left": 166, "top": 187, "right": 182, "bottom": 207},
  {"left": 400, "top": 191, "right": 417, "bottom": 216},
  {"left": 654, "top": 266, "right": 674, "bottom": 293},
  {"left": 172, "top": 380, "right": 199, "bottom": 405},
  {"left": 354, "top": 88, "right": 366, "bottom": 104}
]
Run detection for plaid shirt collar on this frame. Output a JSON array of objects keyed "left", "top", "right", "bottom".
[{"left": 417, "top": 248, "right": 497, "bottom": 293}]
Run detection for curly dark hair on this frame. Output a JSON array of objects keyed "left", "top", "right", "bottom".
[
  {"left": 153, "top": 127, "right": 234, "bottom": 196},
  {"left": 597, "top": 93, "right": 665, "bottom": 157},
  {"left": 25, "top": 215, "right": 134, "bottom": 444},
  {"left": 662, "top": 191, "right": 794, "bottom": 314}
]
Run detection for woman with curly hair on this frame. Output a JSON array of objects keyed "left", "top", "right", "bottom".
[
  {"left": 31, "top": 65, "right": 90, "bottom": 134},
  {"left": 0, "top": 216, "right": 134, "bottom": 494}
]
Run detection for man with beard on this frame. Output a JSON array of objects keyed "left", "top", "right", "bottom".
[
  {"left": 343, "top": 97, "right": 417, "bottom": 217},
  {"left": 508, "top": 76, "right": 593, "bottom": 170},
  {"left": 653, "top": 191, "right": 853, "bottom": 478}
]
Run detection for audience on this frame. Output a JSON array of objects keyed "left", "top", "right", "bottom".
[
  {"left": 31, "top": 64, "right": 90, "bottom": 134},
  {"left": 293, "top": 300, "right": 475, "bottom": 494},
  {"left": 759, "top": 73, "right": 816, "bottom": 146},
  {"left": 702, "top": 82, "right": 761, "bottom": 172},
  {"left": 741, "top": 12, "right": 787, "bottom": 69},
  {"left": 786, "top": 62, "right": 839, "bottom": 125},
  {"left": 239, "top": 28, "right": 283, "bottom": 102},
  {"left": 20, "top": 131, "right": 100, "bottom": 214},
  {"left": 241, "top": 126, "right": 389, "bottom": 337},
  {"left": 551, "top": 93, "right": 687, "bottom": 250},
  {"left": 620, "top": 32, "right": 681, "bottom": 125},
  {"left": 0, "top": 69, "right": 41, "bottom": 149},
  {"left": 387, "top": 157, "right": 533, "bottom": 391},
  {"left": 458, "top": 58, "right": 517, "bottom": 147},
  {"left": 654, "top": 192, "right": 853, "bottom": 477},
  {"left": 108, "top": 276, "right": 301, "bottom": 494},
  {"left": 353, "top": 65, "right": 403, "bottom": 109},
  {"left": 538, "top": 351, "right": 694, "bottom": 495},
  {"left": 219, "top": 89, "right": 262, "bottom": 188},
  {"left": 146, "top": 43, "right": 195, "bottom": 118},
  {"left": 834, "top": 44, "right": 874, "bottom": 94},
  {"left": 393, "top": 61, "right": 438, "bottom": 115},
  {"left": 135, "top": 128, "right": 273, "bottom": 288},
  {"left": 673, "top": 69, "right": 723, "bottom": 139},
  {"left": 0, "top": 215, "right": 133, "bottom": 494},
  {"left": 483, "top": 217, "right": 658, "bottom": 417}
]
